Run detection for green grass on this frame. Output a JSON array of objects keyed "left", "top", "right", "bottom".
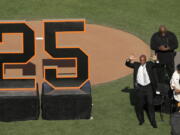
[
  {"left": 0, "top": 75, "right": 171, "bottom": 135},
  {"left": 0, "top": 0, "right": 179, "bottom": 50},
  {"left": 0, "top": 1, "right": 177, "bottom": 134}
]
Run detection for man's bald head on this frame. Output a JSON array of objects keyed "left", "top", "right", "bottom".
[
  {"left": 139, "top": 55, "right": 146, "bottom": 65},
  {"left": 159, "top": 25, "right": 167, "bottom": 36}
]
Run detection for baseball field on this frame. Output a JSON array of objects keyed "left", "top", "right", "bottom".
[{"left": 0, "top": 0, "right": 179, "bottom": 135}]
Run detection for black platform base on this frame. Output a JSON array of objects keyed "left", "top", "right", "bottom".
[
  {"left": 0, "top": 89, "right": 39, "bottom": 122},
  {"left": 42, "top": 81, "right": 92, "bottom": 120}
]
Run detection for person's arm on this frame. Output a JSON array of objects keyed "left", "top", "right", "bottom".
[
  {"left": 175, "top": 89, "right": 180, "bottom": 93},
  {"left": 150, "top": 34, "right": 160, "bottom": 51},
  {"left": 170, "top": 77, "right": 175, "bottom": 90},
  {"left": 125, "top": 56, "right": 136, "bottom": 68},
  {"left": 149, "top": 55, "right": 159, "bottom": 67},
  {"left": 168, "top": 32, "right": 178, "bottom": 50},
  {"left": 125, "top": 59, "right": 134, "bottom": 68},
  {"left": 172, "top": 86, "right": 180, "bottom": 93},
  {"left": 170, "top": 73, "right": 180, "bottom": 93}
]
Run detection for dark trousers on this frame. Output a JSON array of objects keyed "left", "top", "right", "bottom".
[
  {"left": 135, "top": 84, "right": 156, "bottom": 124},
  {"left": 157, "top": 62, "right": 174, "bottom": 83}
]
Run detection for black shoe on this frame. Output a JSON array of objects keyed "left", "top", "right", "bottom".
[
  {"left": 151, "top": 123, "right": 158, "bottom": 128},
  {"left": 139, "top": 121, "right": 144, "bottom": 125}
]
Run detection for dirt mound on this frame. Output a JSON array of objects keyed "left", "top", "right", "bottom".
[{"left": 59, "top": 24, "right": 150, "bottom": 84}]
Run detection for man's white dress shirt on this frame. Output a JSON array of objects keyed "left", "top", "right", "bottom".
[
  {"left": 136, "top": 64, "right": 151, "bottom": 86},
  {"left": 170, "top": 71, "right": 180, "bottom": 102}
]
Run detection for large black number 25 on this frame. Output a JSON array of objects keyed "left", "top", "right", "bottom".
[{"left": 0, "top": 20, "right": 89, "bottom": 90}]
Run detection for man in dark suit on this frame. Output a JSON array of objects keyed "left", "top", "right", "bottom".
[
  {"left": 125, "top": 55, "right": 157, "bottom": 128},
  {"left": 151, "top": 25, "right": 178, "bottom": 82}
]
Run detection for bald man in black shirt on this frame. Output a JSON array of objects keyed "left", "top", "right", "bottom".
[{"left": 151, "top": 25, "right": 178, "bottom": 82}]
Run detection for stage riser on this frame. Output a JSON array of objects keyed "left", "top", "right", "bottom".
[
  {"left": 0, "top": 80, "right": 92, "bottom": 121},
  {"left": 42, "top": 95, "right": 92, "bottom": 120},
  {"left": 0, "top": 96, "right": 39, "bottom": 122}
]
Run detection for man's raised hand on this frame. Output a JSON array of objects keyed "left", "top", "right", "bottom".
[
  {"left": 129, "top": 55, "right": 136, "bottom": 61},
  {"left": 150, "top": 55, "right": 158, "bottom": 61}
]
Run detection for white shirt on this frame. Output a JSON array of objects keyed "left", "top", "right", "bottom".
[
  {"left": 136, "top": 64, "right": 151, "bottom": 86},
  {"left": 170, "top": 71, "right": 180, "bottom": 102}
]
